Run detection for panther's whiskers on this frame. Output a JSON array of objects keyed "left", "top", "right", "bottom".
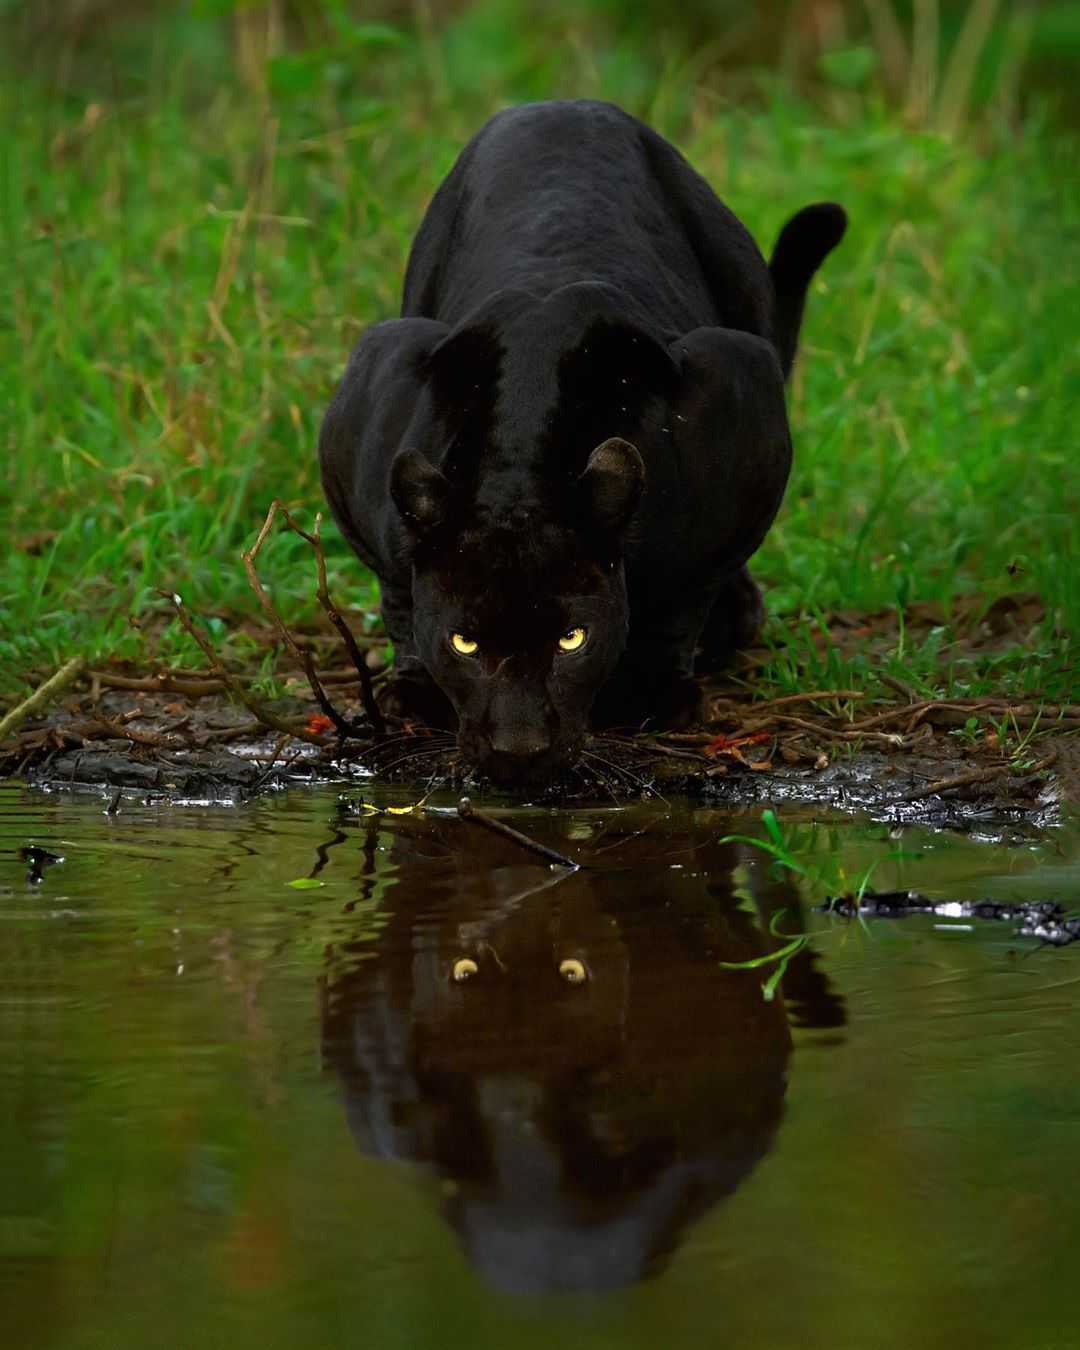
[
  {"left": 373, "top": 738, "right": 456, "bottom": 779},
  {"left": 572, "top": 757, "right": 621, "bottom": 807},
  {"left": 585, "top": 743, "right": 668, "bottom": 804}
]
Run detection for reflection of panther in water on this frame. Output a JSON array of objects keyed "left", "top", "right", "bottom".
[{"left": 320, "top": 816, "right": 844, "bottom": 1293}]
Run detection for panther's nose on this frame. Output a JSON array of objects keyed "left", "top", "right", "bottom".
[{"left": 483, "top": 730, "right": 557, "bottom": 784}]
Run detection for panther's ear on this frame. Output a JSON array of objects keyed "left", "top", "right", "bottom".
[
  {"left": 390, "top": 447, "right": 453, "bottom": 535},
  {"left": 579, "top": 437, "right": 645, "bottom": 534}
]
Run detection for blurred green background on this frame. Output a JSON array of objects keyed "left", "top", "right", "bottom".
[{"left": 1, "top": 1, "right": 1078, "bottom": 704}]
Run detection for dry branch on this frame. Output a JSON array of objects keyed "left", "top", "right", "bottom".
[
  {"left": 745, "top": 688, "right": 867, "bottom": 709},
  {"left": 270, "top": 501, "right": 385, "bottom": 735},
  {"left": 242, "top": 501, "right": 368, "bottom": 741},
  {"left": 89, "top": 670, "right": 225, "bottom": 697},
  {"left": 159, "top": 590, "right": 328, "bottom": 747},
  {"left": 458, "top": 797, "right": 580, "bottom": 869},
  {"left": 0, "top": 657, "right": 85, "bottom": 742}
]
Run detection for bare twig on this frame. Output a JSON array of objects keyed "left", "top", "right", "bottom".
[
  {"left": 243, "top": 501, "right": 368, "bottom": 742},
  {"left": 768, "top": 713, "right": 919, "bottom": 748},
  {"left": 248, "top": 734, "right": 297, "bottom": 795},
  {"left": 274, "top": 503, "right": 385, "bottom": 735},
  {"left": 846, "top": 698, "right": 989, "bottom": 733},
  {"left": 159, "top": 590, "right": 328, "bottom": 746},
  {"left": 88, "top": 670, "right": 226, "bottom": 696},
  {"left": 745, "top": 688, "right": 867, "bottom": 710},
  {"left": 457, "top": 797, "right": 580, "bottom": 869},
  {"left": 89, "top": 717, "right": 186, "bottom": 749},
  {"left": 0, "top": 657, "right": 86, "bottom": 742}
]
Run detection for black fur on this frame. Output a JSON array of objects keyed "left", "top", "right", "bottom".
[{"left": 319, "top": 100, "right": 846, "bottom": 783}]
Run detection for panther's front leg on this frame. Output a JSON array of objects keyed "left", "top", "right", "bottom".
[{"left": 591, "top": 624, "right": 705, "bottom": 732}]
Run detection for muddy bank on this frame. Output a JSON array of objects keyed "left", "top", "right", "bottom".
[{"left": 2, "top": 673, "right": 1074, "bottom": 829}]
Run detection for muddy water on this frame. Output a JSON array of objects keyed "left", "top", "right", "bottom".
[{"left": 2, "top": 781, "right": 1079, "bottom": 1350}]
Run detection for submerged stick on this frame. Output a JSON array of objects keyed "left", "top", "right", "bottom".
[
  {"left": 457, "top": 797, "right": 580, "bottom": 869},
  {"left": 0, "top": 656, "right": 86, "bottom": 742}
]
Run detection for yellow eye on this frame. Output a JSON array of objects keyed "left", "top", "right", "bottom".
[
  {"left": 558, "top": 958, "right": 588, "bottom": 984},
  {"left": 557, "top": 627, "right": 587, "bottom": 653},
  {"left": 452, "top": 957, "right": 479, "bottom": 982},
  {"left": 450, "top": 633, "right": 479, "bottom": 657}
]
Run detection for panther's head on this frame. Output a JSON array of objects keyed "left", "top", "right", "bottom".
[{"left": 393, "top": 436, "right": 643, "bottom": 785}]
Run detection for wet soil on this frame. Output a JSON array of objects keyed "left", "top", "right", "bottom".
[
  {"left": 2, "top": 589, "right": 1075, "bottom": 817},
  {"left": 2, "top": 671, "right": 1074, "bottom": 828}
]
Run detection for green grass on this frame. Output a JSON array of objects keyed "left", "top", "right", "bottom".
[{"left": 2, "top": 6, "right": 1078, "bottom": 706}]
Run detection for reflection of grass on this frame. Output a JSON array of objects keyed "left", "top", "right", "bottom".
[
  {"left": 1, "top": 6, "right": 1077, "bottom": 709},
  {"left": 722, "top": 810, "right": 885, "bottom": 903},
  {"left": 720, "top": 808, "right": 900, "bottom": 997}
]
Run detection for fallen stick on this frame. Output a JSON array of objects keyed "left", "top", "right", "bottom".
[
  {"left": 159, "top": 591, "right": 328, "bottom": 747},
  {"left": 88, "top": 670, "right": 226, "bottom": 697},
  {"left": 242, "top": 501, "right": 368, "bottom": 742},
  {"left": 890, "top": 751, "right": 1058, "bottom": 804},
  {"left": 917, "top": 697, "right": 1080, "bottom": 719},
  {"left": 846, "top": 699, "right": 998, "bottom": 733},
  {"left": 69, "top": 716, "right": 186, "bottom": 749},
  {"left": 0, "top": 656, "right": 86, "bottom": 742},
  {"left": 275, "top": 503, "right": 386, "bottom": 736},
  {"left": 293, "top": 667, "right": 386, "bottom": 686},
  {"left": 457, "top": 797, "right": 580, "bottom": 869},
  {"left": 745, "top": 688, "right": 867, "bottom": 709},
  {"left": 767, "top": 713, "right": 918, "bottom": 747}
]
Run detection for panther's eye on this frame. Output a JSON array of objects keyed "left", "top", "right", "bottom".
[
  {"left": 558, "top": 958, "right": 588, "bottom": 984},
  {"left": 557, "top": 627, "right": 587, "bottom": 653},
  {"left": 452, "top": 957, "right": 479, "bottom": 982},
  {"left": 450, "top": 633, "right": 479, "bottom": 657}
]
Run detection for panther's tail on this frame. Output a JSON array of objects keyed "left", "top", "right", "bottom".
[{"left": 769, "top": 202, "right": 847, "bottom": 380}]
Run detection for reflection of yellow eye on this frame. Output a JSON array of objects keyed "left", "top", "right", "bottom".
[
  {"left": 557, "top": 627, "right": 587, "bottom": 653},
  {"left": 450, "top": 633, "right": 479, "bottom": 657},
  {"left": 558, "top": 958, "right": 588, "bottom": 984},
  {"left": 452, "top": 957, "right": 479, "bottom": 982}
]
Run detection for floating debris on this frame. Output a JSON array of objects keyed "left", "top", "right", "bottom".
[{"left": 824, "top": 890, "right": 1080, "bottom": 947}]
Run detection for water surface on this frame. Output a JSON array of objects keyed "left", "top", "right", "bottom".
[{"left": 2, "top": 781, "right": 1078, "bottom": 1349}]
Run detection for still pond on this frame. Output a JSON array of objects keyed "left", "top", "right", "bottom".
[{"left": 2, "top": 781, "right": 1079, "bottom": 1350}]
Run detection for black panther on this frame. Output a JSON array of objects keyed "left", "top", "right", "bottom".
[{"left": 319, "top": 100, "right": 846, "bottom": 783}]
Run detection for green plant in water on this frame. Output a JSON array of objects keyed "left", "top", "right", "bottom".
[{"left": 718, "top": 908, "right": 810, "bottom": 1003}]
